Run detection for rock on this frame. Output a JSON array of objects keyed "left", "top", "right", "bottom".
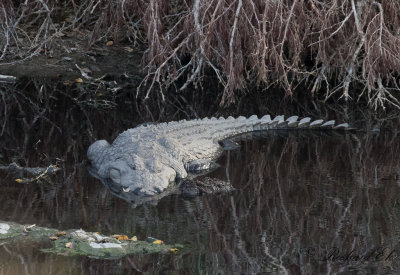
[
  {"left": 89, "top": 242, "right": 123, "bottom": 249},
  {"left": 0, "top": 223, "right": 10, "bottom": 234}
]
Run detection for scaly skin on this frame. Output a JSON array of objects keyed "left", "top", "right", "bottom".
[{"left": 87, "top": 115, "right": 349, "bottom": 197}]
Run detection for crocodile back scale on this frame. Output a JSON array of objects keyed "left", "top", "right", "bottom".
[{"left": 87, "top": 115, "right": 349, "bottom": 197}]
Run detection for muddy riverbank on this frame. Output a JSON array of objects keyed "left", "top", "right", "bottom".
[{"left": 0, "top": 37, "right": 144, "bottom": 81}]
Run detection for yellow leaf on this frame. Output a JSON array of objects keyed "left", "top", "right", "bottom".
[
  {"left": 15, "top": 179, "right": 23, "bottom": 183},
  {"left": 23, "top": 224, "right": 36, "bottom": 232},
  {"left": 170, "top": 248, "right": 179, "bottom": 253},
  {"left": 49, "top": 236, "right": 58, "bottom": 241},
  {"left": 55, "top": 231, "right": 66, "bottom": 237},
  {"left": 106, "top": 41, "right": 114, "bottom": 46},
  {"left": 130, "top": 236, "right": 137, "bottom": 241},
  {"left": 75, "top": 78, "right": 83, "bottom": 83},
  {"left": 65, "top": 242, "right": 74, "bottom": 248},
  {"left": 112, "top": 234, "right": 129, "bottom": 241},
  {"left": 153, "top": 239, "right": 164, "bottom": 244}
]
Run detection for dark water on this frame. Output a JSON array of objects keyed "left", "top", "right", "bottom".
[{"left": 1, "top": 80, "right": 400, "bottom": 274}]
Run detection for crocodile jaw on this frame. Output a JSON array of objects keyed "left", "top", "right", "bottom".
[{"left": 96, "top": 161, "right": 177, "bottom": 197}]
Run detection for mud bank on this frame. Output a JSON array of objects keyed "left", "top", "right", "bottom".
[
  {"left": 0, "top": 220, "right": 181, "bottom": 259},
  {"left": 0, "top": 39, "right": 143, "bottom": 81}
]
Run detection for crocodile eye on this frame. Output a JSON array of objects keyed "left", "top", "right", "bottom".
[
  {"left": 127, "top": 163, "right": 136, "bottom": 170},
  {"left": 126, "top": 158, "right": 139, "bottom": 170},
  {"left": 109, "top": 168, "right": 121, "bottom": 183}
]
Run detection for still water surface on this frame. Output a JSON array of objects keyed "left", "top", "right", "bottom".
[{"left": 1, "top": 81, "right": 400, "bottom": 274}]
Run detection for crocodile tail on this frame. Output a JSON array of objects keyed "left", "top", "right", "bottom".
[
  {"left": 256, "top": 115, "right": 349, "bottom": 130},
  {"left": 212, "top": 115, "right": 350, "bottom": 141}
]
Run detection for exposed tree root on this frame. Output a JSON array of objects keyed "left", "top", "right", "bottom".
[{"left": 1, "top": 0, "right": 400, "bottom": 108}]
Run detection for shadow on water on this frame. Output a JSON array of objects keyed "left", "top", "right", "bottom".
[{"left": 1, "top": 79, "right": 400, "bottom": 273}]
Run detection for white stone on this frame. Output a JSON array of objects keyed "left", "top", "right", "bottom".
[
  {"left": 71, "top": 229, "right": 95, "bottom": 242},
  {"left": 0, "top": 223, "right": 10, "bottom": 234},
  {"left": 93, "top": 233, "right": 108, "bottom": 242},
  {"left": 89, "top": 242, "right": 123, "bottom": 249}
]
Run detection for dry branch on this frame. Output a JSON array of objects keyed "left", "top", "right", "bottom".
[{"left": 1, "top": 0, "right": 400, "bottom": 108}]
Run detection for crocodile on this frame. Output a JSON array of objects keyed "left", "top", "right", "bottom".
[{"left": 87, "top": 115, "right": 349, "bottom": 198}]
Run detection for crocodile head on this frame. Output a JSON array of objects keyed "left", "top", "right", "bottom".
[{"left": 87, "top": 140, "right": 177, "bottom": 196}]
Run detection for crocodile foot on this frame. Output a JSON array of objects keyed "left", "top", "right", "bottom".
[{"left": 180, "top": 177, "right": 234, "bottom": 198}]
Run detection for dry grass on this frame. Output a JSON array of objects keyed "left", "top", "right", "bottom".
[{"left": 1, "top": 0, "right": 400, "bottom": 108}]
